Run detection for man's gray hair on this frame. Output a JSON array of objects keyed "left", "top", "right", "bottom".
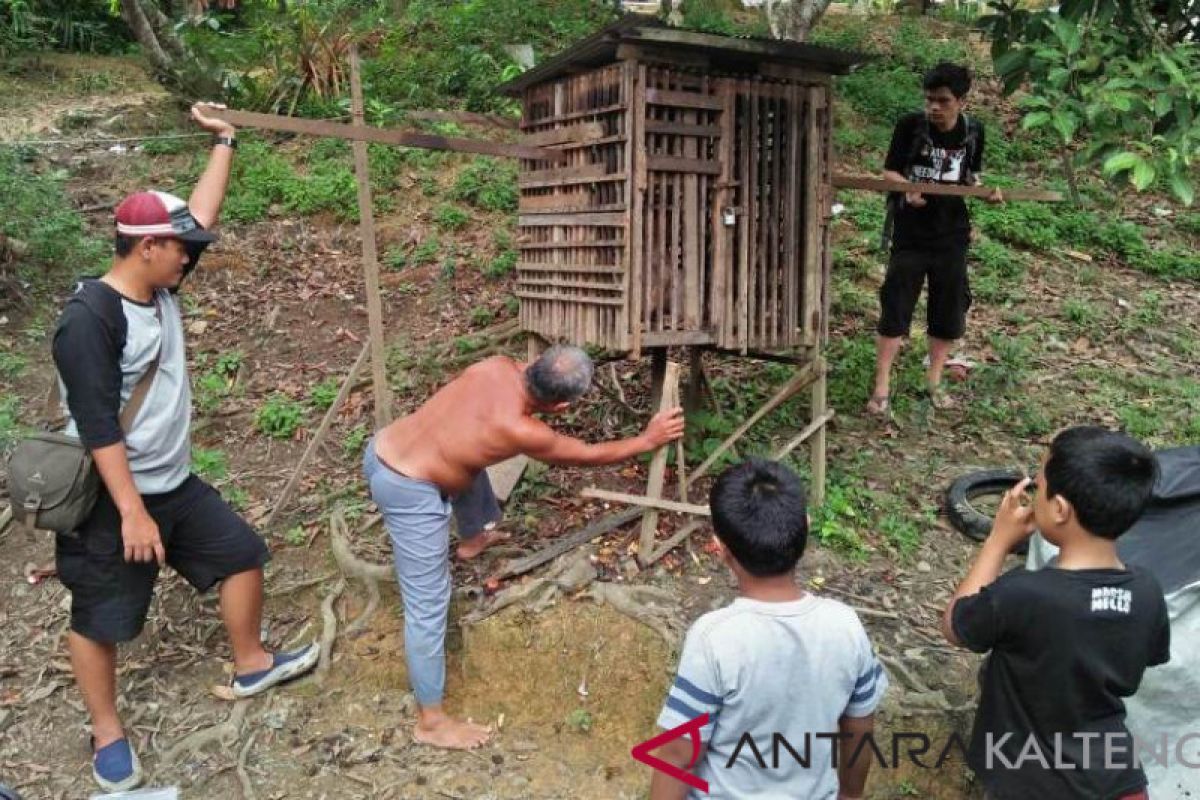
[{"left": 526, "top": 345, "right": 594, "bottom": 405}]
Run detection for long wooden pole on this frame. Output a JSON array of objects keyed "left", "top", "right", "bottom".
[
  {"left": 263, "top": 342, "right": 371, "bottom": 530},
  {"left": 349, "top": 48, "right": 392, "bottom": 430},
  {"left": 639, "top": 360, "right": 680, "bottom": 565},
  {"left": 194, "top": 105, "right": 566, "bottom": 163},
  {"left": 831, "top": 174, "right": 1063, "bottom": 201}
]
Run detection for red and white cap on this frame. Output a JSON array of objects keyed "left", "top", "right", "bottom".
[{"left": 114, "top": 191, "right": 217, "bottom": 243}]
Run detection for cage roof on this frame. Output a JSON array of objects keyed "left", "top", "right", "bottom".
[{"left": 499, "top": 15, "right": 869, "bottom": 95}]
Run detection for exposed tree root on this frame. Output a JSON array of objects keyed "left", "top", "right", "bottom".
[{"left": 162, "top": 700, "right": 250, "bottom": 764}]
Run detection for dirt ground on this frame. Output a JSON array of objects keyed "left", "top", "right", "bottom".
[{"left": 2, "top": 55, "right": 1198, "bottom": 800}]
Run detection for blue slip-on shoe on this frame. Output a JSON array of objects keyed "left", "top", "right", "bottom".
[
  {"left": 92, "top": 737, "right": 143, "bottom": 793},
  {"left": 231, "top": 643, "right": 320, "bottom": 698}
]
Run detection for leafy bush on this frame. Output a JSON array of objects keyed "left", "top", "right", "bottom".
[
  {"left": 309, "top": 376, "right": 340, "bottom": 410},
  {"left": 192, "top": 446, "right": 229, "bottom": 482},
  {"left": 0, "top": 148, "right": 106, "bottom": 280},
  {"left": 255, "top": 394, "right": 306, "bottom": 439},
  {"left": 368, "top": 0, "right": 617, "bottom": 113},
  {"left": 451, "top": 158, "right": 518, "bottom": 212},
  {"left": 837, "top": 66, "right": 923, "bottom": 125},
  {"left": 434, "top": 203, "right": 470, "bottom": 231},
  {"left": 485, "top": 249, "right": 517, "bottom": 278}
]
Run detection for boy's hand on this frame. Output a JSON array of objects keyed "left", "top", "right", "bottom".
[
  {"left": 990, "top": 477, "right": 1036, "bottom": 546},
  {"left": 985, "top": 187, "right": 1004, "bottom": 204},
  {"left": 191, "top": 102, "right": 236, "bottom": 137},
  {"left": 904, "top": 190, "right": 927, "bottom": 208}
]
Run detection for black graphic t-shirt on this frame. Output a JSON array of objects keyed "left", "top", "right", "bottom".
[
  {"left": 953, "top": 565, "right": 1171, "bottom": 800},
  {"left": 884, "top": 111, "right": 985, "bottom": 249}
]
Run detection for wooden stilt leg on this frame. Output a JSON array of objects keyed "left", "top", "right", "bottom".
[
  {"left": 639, "top": 359, "right": 680, "bottom": 566},
  {"left": 810, "top": 358, "right": 828, "bottom": 506}
]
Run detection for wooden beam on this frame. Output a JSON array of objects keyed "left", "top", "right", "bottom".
[
  {"left": 487, "top": 508, "right": 642, "bottom": 583},
  {"left": 639, "top": 330, "right": 715, "bottom": 348},
  {"left": 263, "top": 342, "right": 370, "bottom": 530},
  {"left": 194, "top": 104, "right": 567, "bottom": 163},
  {"left": 521, "top": 122, "right": 605, "bottom": 146},
  {"left": 831, "top": 174, "right": 1064, "bottom": 202},
  {"left": 349, "top": 49, "right": 392, "bottom": 429},
  {"left": 583, "top": 488, "right": 710, "bottom": 517},
  {"left": 647, "top": 155, "right": 722, "bottom": 175},
  {"left": 771, "top": 409, "right": 836, "bottom": 461},
  {"left": 686, "top": 360, "right": 822, "bottom": 489},
  {"left": 517, "top": 212, "right": 625, "bottom": 227},
  {"left": 645, "top": 88, "right": 724, "bottom": 111},
  {"left": 639, "top": 360, "right": 680, "bottom": 565}
]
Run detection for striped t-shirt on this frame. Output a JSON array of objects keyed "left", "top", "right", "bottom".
[{"left": 657, "top": 594, "right": 888, "bottom": 799}]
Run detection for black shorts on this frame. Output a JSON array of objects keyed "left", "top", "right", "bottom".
[
  {"left": 877, "top": 243, "right": 972, "bottom": 340},
  {"left": 56, "top": 475, "right": 270, "bottom": 644}
]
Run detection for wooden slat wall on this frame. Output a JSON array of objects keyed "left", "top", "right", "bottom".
[
  {"left": 518, "top": 64, "right": 629, "bottom": 350},
  {"left": 515, "top": 62, "right": 833, "bottom": 356}
]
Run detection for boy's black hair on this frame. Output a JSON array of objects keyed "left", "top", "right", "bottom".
[
  {"left": 710, "top": 458, "right": 808, "bottom": 577},
  {"left": 1044, "top": 426, "right": 1157, "bottom": 540},
  {"left": 923, "top": 62, "right": 972, "bottom": 99},
  {"left": 114, "top": 233, "right": 139, "bottom": 257}
]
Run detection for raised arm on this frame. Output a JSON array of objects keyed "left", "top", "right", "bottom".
[
  {"left": 514, "top": 408, "right": 684, "bottom": 467},
  {"left": 187, "top": 103, "right": 237, "bottom": 229}
]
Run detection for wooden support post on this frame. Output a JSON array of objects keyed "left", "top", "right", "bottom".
[
  {"left": 810, "top": 358, "right": 829, "bottom": 506},
  {"left": 686, "top": 360, "right": 822, "bottom": 490},
  {"left": 648, "top": 348, "right": 668, "bottom": 410},
  {"left": 682, "top": 346, "right": 706, "bottom": 414},
  {"left": 639, "top": 359, "right": 680, "bottom": 566},
  {"left": 771, "top": 409, "right": 836, "bottom": 462},
  {"left": 263, "top": 342, "right": 371, "bottom": 530},
  {"left": 583, "top": 487, "right": 709, "bottom": 517},
  {"left": 349, "top": 49, "right": 392, "bottom": 430}
]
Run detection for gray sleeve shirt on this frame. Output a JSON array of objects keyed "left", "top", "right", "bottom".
[{"left": 52, "top": 280, "right": 192, "bottom": 495}]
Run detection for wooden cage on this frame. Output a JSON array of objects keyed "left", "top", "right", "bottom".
[{"left": 501, "top": 18, "right": 864, "bottom": 356}]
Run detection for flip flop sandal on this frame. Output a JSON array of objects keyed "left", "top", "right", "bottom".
[
  {"left": 865, "top": 394, "right": 892, "bottom": 417},
  {"left": 926, "top": 384, "right": 954, "bottom": 409}
]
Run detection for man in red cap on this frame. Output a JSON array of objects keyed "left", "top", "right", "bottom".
[{"left": 51, "top": 104, "right": 318, "bottom": 792}]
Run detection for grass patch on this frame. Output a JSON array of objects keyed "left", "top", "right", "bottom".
[{"left": 255, "top": 394, "right": 306, "bottom": 439}]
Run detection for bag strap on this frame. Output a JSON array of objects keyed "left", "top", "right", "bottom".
[{"left": 49, "top": 295, "right": 164, "bottom": 435}]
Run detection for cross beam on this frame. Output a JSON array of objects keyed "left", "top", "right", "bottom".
[
  {"left": 195, "top": 104, "right": 567, "bottom": 163},
  {"left": 832, "top": 174, "right": 1063, "bottom": 202}
]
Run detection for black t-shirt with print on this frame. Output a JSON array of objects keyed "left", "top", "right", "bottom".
[
  {"left": 952, "top": 565, "right": 1171, "bottom": 800},
  {"left": 884, "top": 111, "right": 985, "bottom": 249}
]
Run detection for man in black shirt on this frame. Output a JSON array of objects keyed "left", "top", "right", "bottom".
[
  {"left": 868, "top": 63, "right": 1002, "bottom": 416},
  {"left": 942, "top": 427, "right": 1171, "bottom": 800}
]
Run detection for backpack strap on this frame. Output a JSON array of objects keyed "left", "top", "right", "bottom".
[{"left": 50, "top": 295, "right": 163, "bottom": 436}]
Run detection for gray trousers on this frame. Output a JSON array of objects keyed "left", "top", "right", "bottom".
[{"left": 362, "top": 439, "right": 501, "bottom": 705}]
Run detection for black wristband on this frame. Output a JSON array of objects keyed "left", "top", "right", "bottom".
[{"left": 214, "top": 135, "right": 237, "bottom": 150}]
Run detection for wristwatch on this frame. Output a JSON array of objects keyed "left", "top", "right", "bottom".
[{"left": 214, "top": 135, "right": 237, "bottom": 150}]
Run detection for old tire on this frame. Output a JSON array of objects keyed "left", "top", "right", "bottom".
[{"left": 945, "top": 469, "right": 1029, "bottom": 555}]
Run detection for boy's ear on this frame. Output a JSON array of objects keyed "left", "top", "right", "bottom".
[{"left": 1051, "top": 494, "right": 1072, "bottom": 526}]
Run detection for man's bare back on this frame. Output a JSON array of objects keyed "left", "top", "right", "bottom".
[
  {"left": 375, "top": 357, "right": 530, "bottom": 494},
  {"left": 375, "top": 355, "right": 685, "bottom": 496}
]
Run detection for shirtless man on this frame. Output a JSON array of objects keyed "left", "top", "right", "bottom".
[{"left": 363, "top": 345, "right": 685, "bottom": 749}]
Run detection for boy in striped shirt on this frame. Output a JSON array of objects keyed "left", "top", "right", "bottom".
[{"left": 648, "top": 459, "right": 888, "bottom": 800}]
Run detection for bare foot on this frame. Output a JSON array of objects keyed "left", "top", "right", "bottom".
[
  {"left": 413, "top": 715, "right": 493, "bottom": 750},
  {"left": 456, "top": 528, "right": 511, "bottom": 560}
]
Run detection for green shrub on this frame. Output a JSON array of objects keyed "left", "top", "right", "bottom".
[
  {"left": 434, "top": 203, "right": 471, "bottom": 231},
  {"left": 485, "top": 249, "right": 517, "bottom": 278},
  {"left": 192, "top": 446, "right": 229, "bottom": 482},
  {"left": 309, "top": 377, "right": 340, "bottom": 410},
  {"left": 451, "top": 157, "right": 518, "bottom": 212},
  {"left": 255, "top": 394, "right": 306, "bottom": 439}
]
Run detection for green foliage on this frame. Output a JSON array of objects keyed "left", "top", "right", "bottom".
[
  {"left": 369, "top": 0, "right": 617, "bottom": 113},
  {"left": 0, "top": 352, "right": 26, "bottom": 379},
  {"left": 0, "top": 148, "right": 106, "bottom": 281},
  {"left": 215, "top": 349, "right": 244, "bottom": 378},
  {"left": 192, "top": 446, "right": 229, "bottom": 482},
  {"left": 987, "top": 6, "right": 1200, "bottom": 205},
  {"left": 565, "top": 708, "right": 594, "bottom": 734},
  {"left": 384, "top": 247, "right": 408, "bottom": 271},
  {"left": 222, "top": 138, "right": 360, "bottom": 223},
  {"left": 469, "top": 306, "right": 494, "bottom": 327},
  {"left": 309, "top": 376, "right": 340, "bottom": 411},
  {"left": 194, "top": 371, "right": 231, "bottom": 414},
  {"left": 1063, "top": 297, "right": 1099, "bottom": 327},
  {"left": 342, "top": 424, "right": 369, "bottom": 458},
  {"left": 411, "top": 237, "right": 440, "bottom": 266},
  {"left": 678, "top": 0, "right": 767, "bottom": 36},
  {"left": 434, "top": 203, "right": 470, "bottom": 231},
  {"left": 838, "top": 66, "right": 924, "bottom": 130},
  {"left": 0, "top": 394, "right": 23, "bottom": 453},
  {"left": 891, "top": 17, "right": 972, "bottom": 71},
  {"left": 255, "top": 394, "right": 306, "bottom": 439},
  {"left": 224, "top": 484, "right": 250, "bottom": 511},
  {"left": 451, "top": 157, "right": 518, "bottom": 212},
  {"left": 970, "top": 237, "right": 1025, "bottom": 304},
  {"left": 809, "top": 476, "right": 870, "bottom": 560},
  {"left": 0, "top": 0, "right": 129, "bottom": 57},
  {"left": 485, "top": 249, "right": 517, "bottom": 279},
  {"left": 283, "top": 525, "right": 307, "bottom": 546}
]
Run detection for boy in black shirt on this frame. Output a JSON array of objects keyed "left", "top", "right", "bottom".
[
  {"left": 868, "top": 62, "right": 1002, "bottom": 416},
  {"left": 943, "top": 426, "right": 1171, "bottom": 800}
]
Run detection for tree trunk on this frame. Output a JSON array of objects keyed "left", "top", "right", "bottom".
[
  {"left": 765, "top": 0, "right": 836, "bottom": 41},
  {"left": 118, "top": 0, "right": 220, "bottom": 98}
]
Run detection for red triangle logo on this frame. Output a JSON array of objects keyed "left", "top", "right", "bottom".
[{"left": 631, "top": 713, "right": 710, "bottom": 793}]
